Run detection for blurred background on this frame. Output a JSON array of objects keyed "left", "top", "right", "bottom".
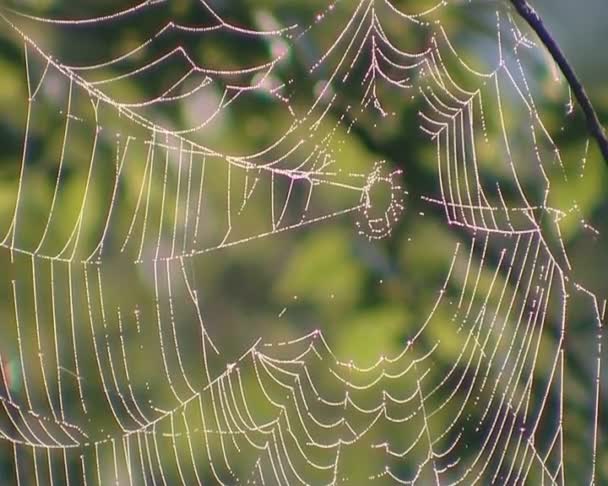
[{"left": 0, "top": 0, "right": 606, "bottom": 484}]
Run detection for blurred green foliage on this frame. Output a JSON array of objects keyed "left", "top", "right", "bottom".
[{"left": 0, "top": 0, "right": 606, "bottom": 484}]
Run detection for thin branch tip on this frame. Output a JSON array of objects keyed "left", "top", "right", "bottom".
[{"left": 509, "top": 0, "right": 608, "bottom": 166}]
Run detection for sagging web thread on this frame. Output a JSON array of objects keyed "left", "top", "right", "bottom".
[{"left": 0, "top": 0, "right": 604, "bottom": 484}]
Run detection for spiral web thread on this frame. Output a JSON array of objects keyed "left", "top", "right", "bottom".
[{"left": 0, "top": 0, "right": 605, "bottom": 484}]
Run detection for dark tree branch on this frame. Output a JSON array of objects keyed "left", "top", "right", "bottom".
[{"left": 510, "top": 0, "right": 608, "bottom": 166}]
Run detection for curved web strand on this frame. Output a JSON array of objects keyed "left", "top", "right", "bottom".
[{"left": 0, "top": 15, "right": 384, "bottom": 264}]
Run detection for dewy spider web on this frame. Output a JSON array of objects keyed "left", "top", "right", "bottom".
[{"left": 0, "top": 0, "right": 604, "bottom": 484}]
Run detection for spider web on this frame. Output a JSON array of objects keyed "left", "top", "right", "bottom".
[{"left": 0, "top": 0, "right": 605, "bottom": 484}]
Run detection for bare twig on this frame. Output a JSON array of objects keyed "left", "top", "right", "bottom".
[{"left": 510, "top": 0, "right": 608, "bottom": 166}]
